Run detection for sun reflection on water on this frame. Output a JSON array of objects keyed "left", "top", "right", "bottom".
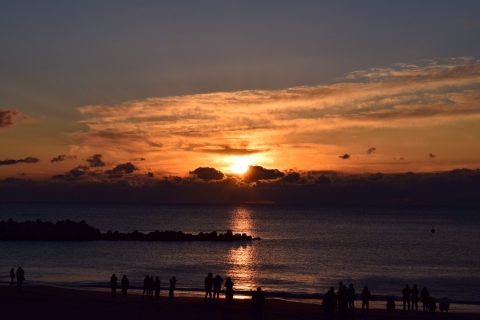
[{"left": 226, "top": 207, "right": 258, "bottom": 293}]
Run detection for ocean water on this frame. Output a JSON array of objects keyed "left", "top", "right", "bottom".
[{"left": 0, "top": 204, "right": 479, "bottom": 304}]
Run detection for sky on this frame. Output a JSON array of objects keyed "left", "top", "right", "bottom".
[{"left": 1, "top": 1, "right": 480, "bottom": 179}]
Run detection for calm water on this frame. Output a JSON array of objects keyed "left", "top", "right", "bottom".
[{"left": 0, "top": 204, "right": 479, "bottom": 303}]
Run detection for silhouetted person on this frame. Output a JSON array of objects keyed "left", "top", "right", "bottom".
[
  {"left": 386, "top": 296, "right": 396, "bottom": 311},
  {"left": 154, "top": 277, "right": 161, "bottom": 299},
  {"left": 121, "top": 275, "right": 129, "bottom": 297},
  {"left": 149, "top": 276, "right": 154, "bottom": 296},
  {"left": 213, "top": 275, "right": 223, "bottom": 300},
  {"left": 420, "top": 287, "right": 429, "bottom": 312},
  {"left": 323, "top": 287, "right": 337, "bottom": 320},
  {"left": 439, "top": 297, "right": 449, "bottom": 312},
  {"left": 9, "top": 268, "right": 15, "bottom": 286},
  {"left": 402, "top": 284, "right": 411, "bottom": 311},
  {"left": 251, "top": 287, "right": 265, "bottom": 320},
  {"left": 427, "top": 296, "right": 436, "bottom": 312},
  {"left": 16, "top": 267, "right": 25, "bottom": 291},
  {"left": 143, "top": 275, "right": 149, "bottom": 297},
  {"left": 361, "top": 286, "right": 371, "bottom": 312},
  {"left": 347, "top": 283, "right": 355, "bottom": 311},
  {"left": 204, "top": 273, "right": 213, "bottom": 302},
  {"left": 169, "top": 276, "right": 176, "bottom": 299},
  {"left": 225, "top": 277, "right": 234, "bottom": 303},
  {"left": 336, "top": 282, "right": 349, "bottom": 320},
  {"left": 110, "top": 273, "right": 118, "bottom": 297},
  {"left": 411, "top": 284, "right": 419, "bottom": 311}
]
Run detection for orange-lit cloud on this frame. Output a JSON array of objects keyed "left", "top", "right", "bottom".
[{"left": 70, "top": 58, "right": 480, "bottom": 174}]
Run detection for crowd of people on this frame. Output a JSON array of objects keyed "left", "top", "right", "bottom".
[
  {"left": 203, "top": 273, "right": 234, "bottom": 303},
  {"left": 6, "top": 267, "right": 452, "bottom": 318},
  {"left": 322, "top": 282, "right": 450, "bottom": 320},
  {"left": 400, "top": 284, "right": 450, "bottom": 313},
  {"left": 109, "top": 273, "right": 177, "bottom": 299},
  {"left": 8, "top": 267, "right": 25, "bottom": 291}
]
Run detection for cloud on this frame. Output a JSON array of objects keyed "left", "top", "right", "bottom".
[
  {"left": 367, "top": 147, "right": 377, "bottom": 154},
  {"left": 5, "top": 168, "right": 480, "bottom": 207},
  {"left": 185, "top": 144, "right": 268, "bottom": 155},
  {"left": 339, "top": 154, "right": 350, "bottom": 160},
  {"left": 68, "top": 57, "right": 480, "bottom": 173},
  {"left": 0, "top": 157, "right": 39, "bottom": 166},
  {"left": 190, "top": 167, "right": 224, "bottom": 181},
  {"left": 244, "top": 165, "right": 284, "bottom": 182},
  {"left": 106, "top": 162, "right": 137, "bottom": 175},
  {"left": 0, "top": 109, "right": 30, "bottom": 129},
  {"left": 86, "top": 154, "right": 105, "bottom": 167},
  {"left": 281, "top": 171, "right": 301, "bottom": 183},
  {"left": 50, "top": 154, "right": 76, "bottom": 163}
]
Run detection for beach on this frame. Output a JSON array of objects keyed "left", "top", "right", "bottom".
[{"left": 1, "top": 285, "right": 478, "bottom": 320}]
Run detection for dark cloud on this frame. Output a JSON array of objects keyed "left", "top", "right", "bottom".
[
  {"left": 106, "top": 162, "right": 137, "bottom": 175},
  {"left": 367, "top": 147, "right": 377, "bottom": 154},
  {"left": 0, "top": 157, "right": 39, "bottom": 166},
  {"left": 281, "top": 171, "right": 301, "bottom": 183},
  {"left": 52, "top": 166, "right": 90, "bottom": 181},
  {"left": 191, "top": 167, "right": 224, "bottom": 181},
  {"left": 3, "top": 168, "right": 480, "bottom": 207},
  {"left": 244, "top": 165, "right": 285, "bottom": 182},
  {"left": 428, "top": 153, "right": 436, "bottom": 158},
  {"left": 0, "top": 109, "right": 29, "bottom": 128},
  {"left": 339, "top": 154, "right": 350, "bottom": 160},
  {"left": 50, "top": 154, "right": 76, "bottom": 163},
  {"left": 51, "top": 155, "right": 67, "bottom": 163},
  {"left": 86, "top": 154, "right": 105, "bottom": 167}
]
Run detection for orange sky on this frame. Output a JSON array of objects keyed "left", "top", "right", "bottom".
[{"left": 1, "top": 58, "right": 480, "bottom": 179}]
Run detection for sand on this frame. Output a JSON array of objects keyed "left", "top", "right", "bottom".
[{"left": 0, "top": 285, "right": 478, "bottom": 320}]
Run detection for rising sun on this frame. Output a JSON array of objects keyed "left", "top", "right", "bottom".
[{"left": 229, "top": 157, "right": 251, "bottom": 174}]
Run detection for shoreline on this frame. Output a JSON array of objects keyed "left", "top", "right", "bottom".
[
  {"left": 2, "top": 280, "right": 480, "bottom": 312},
  {"left": 1, "top": 283, "right": 479, "bottom": 319}
]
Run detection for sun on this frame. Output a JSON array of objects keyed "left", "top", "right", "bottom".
[{"left": 229, "top": 157, "right": 251, "bottom": 174}]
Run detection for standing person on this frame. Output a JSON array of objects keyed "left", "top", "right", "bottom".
[
  {"left": 169, "top": 276, "right": 176, "bottom": 299},
  {"left": 225, "top": 277, "right": 234, "bottom": 303},
  {"left": 402, "top": 284, "right": 411, "bottom": 311},
  {"left": 143, "top": 275, "right": 149, "bottom": 297},
  {"left": 204, "top": 273, "right": 213, "bottom": 302},
  {"left": 213, "top": 275, "right": 223, "bottom": 300},
  {"left": 411, "top": 284, "right": 419, "bottom": 311},
  {"left": 337, "top": 283, "right": 348, "bottom": 320},
  {"left": 154, "top": 276, "right": 161, "bottom": 299},
  {"left": 361, "top": 286, "right": 371, "bottom": 312},
  {"left": 149, "top": 276, "right": 154, "bottom": 296},
  {"left": 9, "top": 268, "right": 15, "bottom": 286},
  {"left": 347, "top": 283, "right": 355, "bottom": 311},
  {"left": 252, "top": 287, "right": 265, "bottom": 320},
  {"left": 16, "top": 267, "right": 25, "bottom": 291},
  {"left": 420, "top": 287, "right": 430, "bottom": 312},
  {"left": 323, "top": 287, "right": 337, "bottom": 320},
  {"left": 110, "top": 274, "right": 118, "bottom": 297},
  {"left": 121, "top": 275, "right": 129, "bottom": 297}
]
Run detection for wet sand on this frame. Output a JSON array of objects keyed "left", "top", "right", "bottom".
[{"left": 0, "top": 285, "right": 478, "bottom": 320}]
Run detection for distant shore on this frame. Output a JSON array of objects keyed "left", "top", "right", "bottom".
[{"left": 1, "top": 284, "right": 479, "bottom": 320}]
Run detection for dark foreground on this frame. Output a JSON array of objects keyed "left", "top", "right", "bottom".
[{"left": 0, "top": 285, "right": 478, "bottom": 320}]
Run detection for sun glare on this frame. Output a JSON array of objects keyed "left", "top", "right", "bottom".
[{"left": 229, "top": 157, "right": 251, "bottom": 174}]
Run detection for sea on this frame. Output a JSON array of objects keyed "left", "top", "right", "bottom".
[{"left": 0, "top": 204, "right": 479, "bottom": 309}]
